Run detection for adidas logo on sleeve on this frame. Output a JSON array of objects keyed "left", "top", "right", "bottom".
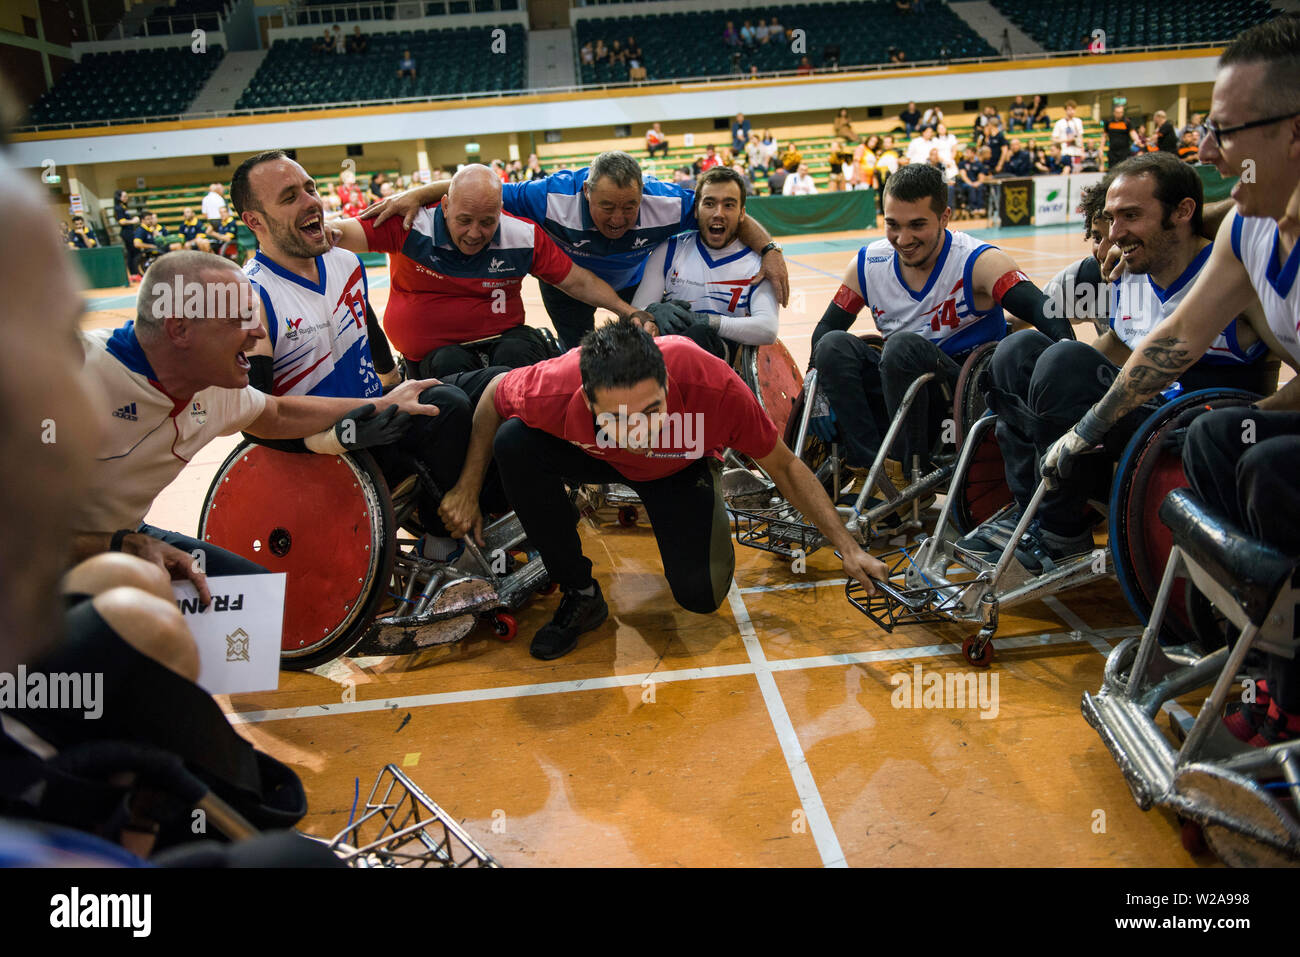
[{"left": 112, "top": 402, "right": 138, "bottom": 421}]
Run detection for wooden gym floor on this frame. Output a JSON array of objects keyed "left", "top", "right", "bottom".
[{"left": 78, "top": 219, "right": 1238, "bottom": 866}]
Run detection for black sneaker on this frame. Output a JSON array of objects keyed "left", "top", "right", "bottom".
[
  {"left": 1015, "top": 522, "right": 1096, "bottom": 574},
  {"left": 954, "top": 504, "right": 1024, "bottom": 561},
  {"left": 530, "top": 581, "right": 609, "bottom": 660}
]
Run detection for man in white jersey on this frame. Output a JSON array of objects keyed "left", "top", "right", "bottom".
[
  {"left": 808, "top": 163, "right": 1073, "bottom": 510},
  {"left": 234, "top": 152, "right": 511, "bottom": 540},
  {"left": 71, "top": 250, "right": 441, "bottom": 606},
  {"left": 1046, "top": 15, "right": 1300, "bottom": 743},
  {"left": 961, "top": 152, "right": 1276, "bottom": 569},
  {"left": 630, "top": 167, "right": 779, "bottom": 363}
]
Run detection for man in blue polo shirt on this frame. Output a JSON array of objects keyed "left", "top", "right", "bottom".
[{"left": 363, "top": 151, "right": 790, "bottom": 350}]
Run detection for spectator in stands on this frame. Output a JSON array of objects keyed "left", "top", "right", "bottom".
[
  {"left": 132, "top": 210, "right": 178, "bottom": 272},
  {"left": 1008, "top": 95, "right": 1031, "bottom": 133},
  {"left": 796, "top": 56, "right": 813, "bottom": 75},
  {"left": 1052, "top": 100, "right": 1086, "bottom": 159},
  {"left": 822, "top": 42, "right": 841, "bottom": 69},
  {"left": 827, "top": 138, "right": 853, "bottom": 191},
  {"left": 312, "top": 30, "right": 331, "bottom": 55},
  {"left": 783, "top": 162, "right": 816, "bottom": 195},
  {"left": 921, "top": 105, "right": 944, "bottom": 132},
  {"left": 759, "top": 129, "right": 778, "bottom": 169},
  {"left": 1150, "top": 109, "right": 1178, "bottom": 153},
  {"left": 609, "top": 41, "right": 626, "bottom": 66},
  {"left": 933, "top": 123, "right": 958, "bottom": 165},
  {"left": 767, "top": 164, "right": 789, "bottom": 195},
  {"left": 780, "top": 143, "right": 802, "bottom": 171},
  {"left": 66, "top": 215, "right": 99, "bottom": 249},
  {"left": 1028, "top": 94, "right": 1050, "bottom": 130},
  {"left": 348, "top": 26, "right": 368, "bottom": 55},
  {"left": 178, "top": 207, "right": 211, "bottom": 253},
  {"left": 768, "top": 13, "right": 785, "bottom": 41},
  {"left": 594, "top": 39, "right": 608, "bottom": 64},
  {"left": 723, "top": 21, "right": 740, "bottom": 47},
  {"left": 332, "top": 25, "right": 346, "bottom": 55},
  {"left": 731, "top": 159, "right": 756, "bottom": 196},
  {"left": 979, "top": 117, "right": 1009, "bottom": 171},
  {"left": 851, "top": 135, "right": 879, "bottom": 191},
  {"left": 745, "top": 133, "right": 768, "bottom": 178},
  {"left": 974, "top": 104, "right": 1000, "bottom": 136},
  {"left": 580, "top": 42, "right": 594, "bottom": 66},
  {"left": 206, "top": 209, "right": 240, "bottom": 261},
  {"left": 646, "top": 122, "right": 669, "bottom": 158},
  {"left": 740, "top": 20, "right": 756, "bottom": 48},
  {"left": 874, "top": 134, "right": 901, "bottom": 196},
  {"left": 1177, "top": 129, "right": 1201, "bottom": 164},
  {"left": 834, "top": 108, "right": 855, "bottom": 140},
  {"left": 700, "top": 144, "right": 722, "bottom": 172},
  {"left": 1104, "top": 103, "right": 1142, "bottom": 168},
  {"left": 336, "top": 169, "right": 366, "bottom": 218},
  {"left": 955, "top": 145, "right": 986, "bottom": 218},
  {"left": 1179, "top": 111, "right": 1209, "bottom": 143},
  {"left": 889, "top": 47, "right": 906, "bottom": 64},
  {"left": 928, "top": 147, "right": 957, "bottom": 207},
  {"left": 369, "top": 172, "right": 388, "bottom": 203},
  {"left": 379, "top": 182, "right": 395, "bottom": 198},
  {"left": 899, "top": 101, "right": 921, "bottom": 136},
  {"left": 674, "top": 166, "right": 694, "bottom": 185},
  {"left": 731, "top": 113, "right": 751, "bottom": 155},
  {"left": 397, "top": 49, "right": 417, "bottom": 80},
  {"left": 1001, "top": 138, "right": 1033, "bottom": 178},
  {"left": 1036, "top": 142, "right": 1070, "bottom": 175},
  {"left": 906, "top": 126, "right": 936, "bottom": 165},
  {"left": 523, "top": 155, "right": 545, "bottom": 182},
  {"left": 201, "top": 182, "right": 226, "bottom": 225},
  {"left": 755, "top": 18, "right": 770, "bottom": 44},
  {"left": 626, "top": 36, "right": 642, "bottom": 62}
]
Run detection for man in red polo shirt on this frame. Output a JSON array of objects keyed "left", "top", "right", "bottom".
[
  {"left": 436, "top": 319, "right": 887, "bottom": 660},
  {"left": 330, "top": 164, "right": 651, "bottom": 377}
]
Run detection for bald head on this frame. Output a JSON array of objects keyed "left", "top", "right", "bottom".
[{"left": 444, "top": 164, "right": 503, "bottom": 255}]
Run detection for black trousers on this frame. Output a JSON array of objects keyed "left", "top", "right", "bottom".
[
  {"left": 1183, "top": 407, "right": 1300, "bottom": 710},
  {"left": 538, "top": 279, "right": 638, "bottom": 352},
  {"left": 492, "top": 418, "right": 735, "bottom": 613},
  {"left": 368, "top": 368, "right": 509, "bottom": 535},
  {"left": 987, "top": 330, "right": 1279, "bottom": 535},
  {"left": 647, "top": 141, "right": 669, "bottom": 158},
  {"left": 415, "top": 325, "right": 551, "bottom": 379},
  {"left": 813, "top": 330, "right": 959, "bottom": 472}
]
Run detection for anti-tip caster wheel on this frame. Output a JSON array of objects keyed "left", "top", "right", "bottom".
[
  {"left": 617, "top": 506, "right": 639, "bottom": 528},
  {"left": 962, "top": 634, "right": 995, "bottom": 667},
  {"left": 491, "top": 612, "right": 517, "bottom": 641}
]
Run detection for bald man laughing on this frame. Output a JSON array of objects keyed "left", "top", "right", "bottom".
[{"left": 329, "top": 164, "right": 653, "bottom": 378}]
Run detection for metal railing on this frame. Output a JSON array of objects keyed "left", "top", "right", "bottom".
[
  {"left": 284, "top": 0, "right": 522, "bottom": 24},
  {"left": 90, "top": 7, "right": 228, "bottom": 42},
  {"left": 15, "top": 39, "right": 1224, "bottom": 134}
]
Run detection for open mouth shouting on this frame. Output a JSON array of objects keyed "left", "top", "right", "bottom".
[{"left": 299, "top": 212, "right": 324, "bottom": 244}]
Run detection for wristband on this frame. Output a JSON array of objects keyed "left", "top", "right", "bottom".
[
  {"left": 1076, "top": 406, "right": 1111, "bottom": 446},
  {"left": 760, "top": 241, "right": 782, "bottom": 256},
  {"left": 304, "top": 427, "right": 347, "bottom": 455},
  {"left": 110, "top": 529, "right": 134, "bottom": 552}
]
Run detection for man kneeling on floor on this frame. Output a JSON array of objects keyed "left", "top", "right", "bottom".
[{"left": 435, "top": 319, "right": 887, "bottom": 660}]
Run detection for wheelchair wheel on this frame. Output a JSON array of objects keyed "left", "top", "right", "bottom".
[
  {"left": 952, "top": 341, "right": 998, "bottom": 448},
  {"left": 738, "top": 340, "right": 804, "bottom": 438},
  {"left": 947, "top": 416, "right": 1013, "bottom": 537},
  {"left": 198, "top": 442, "right": 397, "bottom": 670},
  {"left": 1108, "top": 388, "right": 1259, "bottom": 647}
]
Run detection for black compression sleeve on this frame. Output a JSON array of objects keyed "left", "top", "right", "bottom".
[
  {"left": 365, "top": 303, "right": 395, "bottom": 374},
  {"left": 1000, "top": 279, "right": 1075, "bottom": 342},
  {"left": 810, "top": 301, "right": 858, "bottom": 359},
  {"left": 1076, "top": 256, "right": 1103, "bottom": 287}
]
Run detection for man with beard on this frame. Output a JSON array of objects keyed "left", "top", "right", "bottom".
[
  {"left": 807, "top": 164, "right": 1073, "bottom": 518},
  {"left": 629, "top": 167, "right": 778, "bottom": 363},
  {"left": 233, "top": 151, "right": 511, "bottom": 552},
  {"left": 963, "top": 151, "right": 1275, "bottom": 571}
]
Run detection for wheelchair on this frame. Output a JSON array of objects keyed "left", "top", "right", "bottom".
[
  {"left": 1082, "top": 487, "right": 1300, "bottom": 866},
  {"left": 399, "top": 326, "right": 563, "bottom": 380},
  {"left": 846, "top": 388, "right": 1259, "bottom": 666},
  {"left": 198, "top": 442, "right": 553, "bottom": 671},
  {"left": 728, "top": 336, "right": 1001, "bottom": 559},
  {"left": 579, "top": 339, "right": 805, "bottom": 528}
]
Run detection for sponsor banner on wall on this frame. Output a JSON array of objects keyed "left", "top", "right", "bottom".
[{"left": 1033, "top": 175, "right": 1071, "bottom": 226}]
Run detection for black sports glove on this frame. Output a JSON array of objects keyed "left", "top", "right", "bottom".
[
  {"left": 335, "top": 403, "right": 412, "bottom": 450},
  {"left": 646, "top": 299, "right": 697, "bottom": 336}
]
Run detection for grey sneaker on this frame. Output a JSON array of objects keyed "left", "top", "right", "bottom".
[
  {"left": 954, "top": 504, "right": 1024, "bottom": 561},
  {"left": 1016, "top": 523, "right": 1096, "bottom": 574}
]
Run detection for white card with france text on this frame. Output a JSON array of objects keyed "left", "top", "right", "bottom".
[{"left": 171, "top": 574, "right": 286, "bottom": 695}]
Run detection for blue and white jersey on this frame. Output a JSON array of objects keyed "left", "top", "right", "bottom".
[
  {"left": 502, "top": 167, "right": 696, "bottom": 290},
  {"left": 244, "top": 247, "right": 381, "bottom": 399},
  {"left": 1230, "top": 211, "right": 1300, "bottom": 368},
  {"left": 1110, "top": 242, "right": 1267, "bottom": 367},
  {"left": 856, "top": 229, "right": 1006, "bottom": 356}
]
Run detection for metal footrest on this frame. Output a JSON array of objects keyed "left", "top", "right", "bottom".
[
  {"left": 844, "top": 547, "right": 970, "bottom": 633},
  {"left": 728, "top": 502, "right": 827, "bottom": 559}
]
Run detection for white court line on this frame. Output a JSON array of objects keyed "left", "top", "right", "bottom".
[
  {"left": 1042, "top": 595, "right": 1117, "bottom": 657},
  {"left": 727, "top": 584, "right": 846, "bottom": 868}
]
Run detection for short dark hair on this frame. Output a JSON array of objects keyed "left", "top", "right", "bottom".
[
  {"left": 694, "top": 166, "right": 747, "bottom": 212},
  {"left": 230, "top": 149, "right": 289, "bottom": 216},
  {"left": 1220, "top": 13, "right": 1300, "bottom": 114},
  {"left": 882, "top": 162, "right": 948, "bottom": 217},
  {"left": 139, "top": 207, "right": 154, "bottom": 217},
  {"left": 578, "top": 318, "right": 667, "bottom": 401},
  {"left": 1109, "top": 150, "right": 1204, "bottom": 235},
  {"left": 1077, "top": 174, "right": 1113, "bottom": 238}
]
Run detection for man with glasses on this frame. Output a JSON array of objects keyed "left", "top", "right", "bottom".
[{"left": 1045, "top": 15, "right": 1300, "bottom": 745}]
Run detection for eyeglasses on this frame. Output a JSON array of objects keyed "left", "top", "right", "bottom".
[{"left": 1205, "top": 111, "right": 1300, "bottom": 145}]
